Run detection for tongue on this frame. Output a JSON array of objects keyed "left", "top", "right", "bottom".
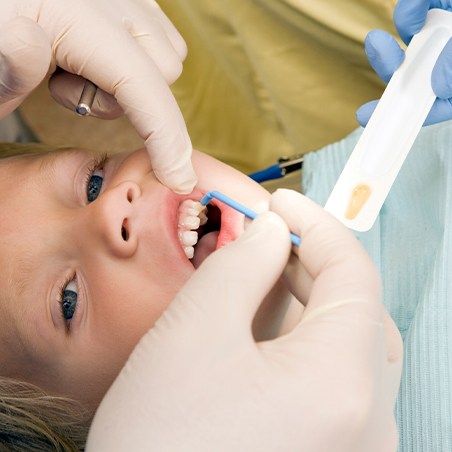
[{"left": 192, "top": 231, "right": 220, "bottom": 269}]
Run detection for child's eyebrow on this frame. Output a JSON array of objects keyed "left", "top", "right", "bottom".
[
  {"left": 5, "top": 250, "right": 40, "bottom": 358},
  {"left": 35, "top": 152, "right": 59, "bottom": 187},
  {"left": 13, "top": 250, "right": 35, "bottom": 299},
  {"left": 34, "top": 150, "right": 86, "bottom": 204}
]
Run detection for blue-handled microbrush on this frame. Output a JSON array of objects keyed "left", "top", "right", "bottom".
[{"left": 200, "top": 190, "right": 301, "bottom": 247}]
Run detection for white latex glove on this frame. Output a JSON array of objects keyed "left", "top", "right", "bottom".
[
  {"left": 0, "top": 0, "right": 195, "bottom": 193},
  {"left": 87, "top": 189, "right": 402, "bottom": 452}
]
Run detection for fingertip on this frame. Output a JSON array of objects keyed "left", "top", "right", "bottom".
[
  {"left": 243, "top": 210, "right": 291, "bottom": 248},
  {"left": 271, "top": 188, "right": 301, "bottom": 208},
  {"left": 175, "top": 36, "right": 188, "bottom": 62},
  {"left": 393, "top": 0, "right": 429, "bottom": 45},
  {"left": 365, "top": 30, "right": 404, "bottom": 83},
  {"left": 153, "top": 166, "right": 198, "bottom": 194},
  {"left": 269, "top": 189, "right": 317, "bottom": 238},
  {"left": 423, "top": 98, "right": 452, "bottom": 125},
  {"left": 365, "top": 29, "right": 388, "bottom": 56},
  {"left": 269, "top": 188, "right": 371, "bottom": 267},
  {"left": 271, "top": 188, "right": 340, "bottom": 227},
  {"left": 356, "top": 100, "right": 378, "bottom": 127},
  {"left": 141, "top": 112, "right": 198, "bottom": 193},
  {"left": 145, "top": 135, "right": 197, "bottom": 194}
]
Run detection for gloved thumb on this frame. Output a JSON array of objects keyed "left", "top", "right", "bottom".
[
  {"left": 0, "top": 17, "right": 52, "bottom": 117},
  {"left": 86, "top": 212, "right": 292, "bottom": 451},
  {"left": 269, "top": 189, "right": 380, "bottom": 310}
]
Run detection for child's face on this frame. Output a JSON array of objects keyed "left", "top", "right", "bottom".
[{"left": 0, "top": 148, "right": 268, "bottom": 407}]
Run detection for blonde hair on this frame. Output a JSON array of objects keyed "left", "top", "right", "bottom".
[
  {"left": 0, "top": 141, "right": 77, "bottom": 159},
  {"left": 0, "top": 142, "right": 93, "bottom": 450},
  {"left": 0, "top": 377, "right": 91, "bottom": 451}
]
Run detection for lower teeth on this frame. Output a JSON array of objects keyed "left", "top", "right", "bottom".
[
  {"left": 178, "top": 200, "right": 208, "bottom": 260},
  {"left": 184, "top": 246, "right": 194, "bottom": 259}
]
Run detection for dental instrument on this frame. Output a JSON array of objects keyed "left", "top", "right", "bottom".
[
  {"left": 200, "top": 190, "right": 301, "bottom": 247},
  {"left": 76, "top": 80, "right": 98, "bottom": 116},
  {"left": 325, "top": 9, "right": 452, "bottom": 232},
  {"left": 248, "top": 154, "right": 304, "bottom": 183}
]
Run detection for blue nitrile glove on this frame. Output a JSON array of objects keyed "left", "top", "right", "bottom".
[{"left": 356, "top": 0, "right": 452, "bottom": 127}]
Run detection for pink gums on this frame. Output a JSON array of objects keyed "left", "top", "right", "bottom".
[{"left": 214, "top": 202, "right": 243, "bottom": 249}]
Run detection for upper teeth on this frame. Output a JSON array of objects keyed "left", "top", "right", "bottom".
[{"left": 178, "top": 199, "right": 208, "bottom": 259}]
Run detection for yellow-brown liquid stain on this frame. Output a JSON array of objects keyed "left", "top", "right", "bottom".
[{"left": 345, "top": 184, "right": 372, "bottom": 220}]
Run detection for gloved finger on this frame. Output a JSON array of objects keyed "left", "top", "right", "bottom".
[
  {"left": 365, "top": 30, "right": 405, "bottom": 83},
  {"left": 281, "top": 253, "right": 313, "bottom": 306},
  {"left": 0, "top": 17, "right": 51, "bottom": 107},
  {"left": 123, "top": 0, "right": 187, "bottom": 62},
  {"left": 123, "top": 16, "right": 184, "bottom": 85},
  {"left": 432, "top": 37, "right": 452, "bottom": 99},
  {"left": 119, "top": 66, "right": 195, "bottom": 194},
  {"left": 269, "top": 189, "right": 381, "bottom": 315},
  {"left": 424, "top": 96, "right": 452, "bottom": 124},
  {"left": 145, "top": 1, "right": 188, "bottom": 61},
  {"left": 56, "top": 19, "right": 196, "bottom": 194},
  {"left": 0, "top": 96, "right": 27, "bottom": 120},
  {"left": 246, "top": 200, "right": 313, "bottom": 311},
  {"left": 393, "top": 0, "right": 430, "bottom": 45},
  {"left": 356, "top": 99, "right": 379, "bottom": 127},
  {"left": 117, "top": 1, "right": 186, "bottom": 84},
  {"left": 430, "top": 0, "right": 452, "bottom": 8},
  {"left": 86, "top": 213, "right": 290, "bottom": 451},
  {"left": 48, "top": 72, "right": 124, "bottom": 119},
  {"left": 269, "top": 190, "right": 388, "bottom": 379},
  {"left": 168, "top": 212, "right": 292, "bottom": 340},
  {"left": 272, "top": 190, "right": 313, "bottom": 306}
]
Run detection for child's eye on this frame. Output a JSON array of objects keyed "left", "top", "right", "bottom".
[
  {"left": 87, "top": 171, "right": 104, "bottom": 203},
  {"left": 61, "top": 279, "right": 78, "bottom": 322},
  {"left": 85, "top": 154, "right": 107, "bottom": 203}
]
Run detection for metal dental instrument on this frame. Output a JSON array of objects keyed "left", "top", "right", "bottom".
[
  {"left": 200, "top": 190, "right": 301, "bottom": 247},
  {"left": 76, "top": 80, "right": 98, "bottom": 116}
]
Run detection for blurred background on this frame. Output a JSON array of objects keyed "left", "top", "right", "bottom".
[{"left": 6, "top": 0, "right": 397, "bottom": 176}]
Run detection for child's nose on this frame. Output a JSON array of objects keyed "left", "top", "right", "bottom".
[{"left": 86, "top": 181, "right": 141, "bottom": 258}]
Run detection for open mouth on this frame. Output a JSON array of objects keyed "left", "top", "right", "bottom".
[{"left": 177, "top": 199, "right": 223, "bottom": 269}]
